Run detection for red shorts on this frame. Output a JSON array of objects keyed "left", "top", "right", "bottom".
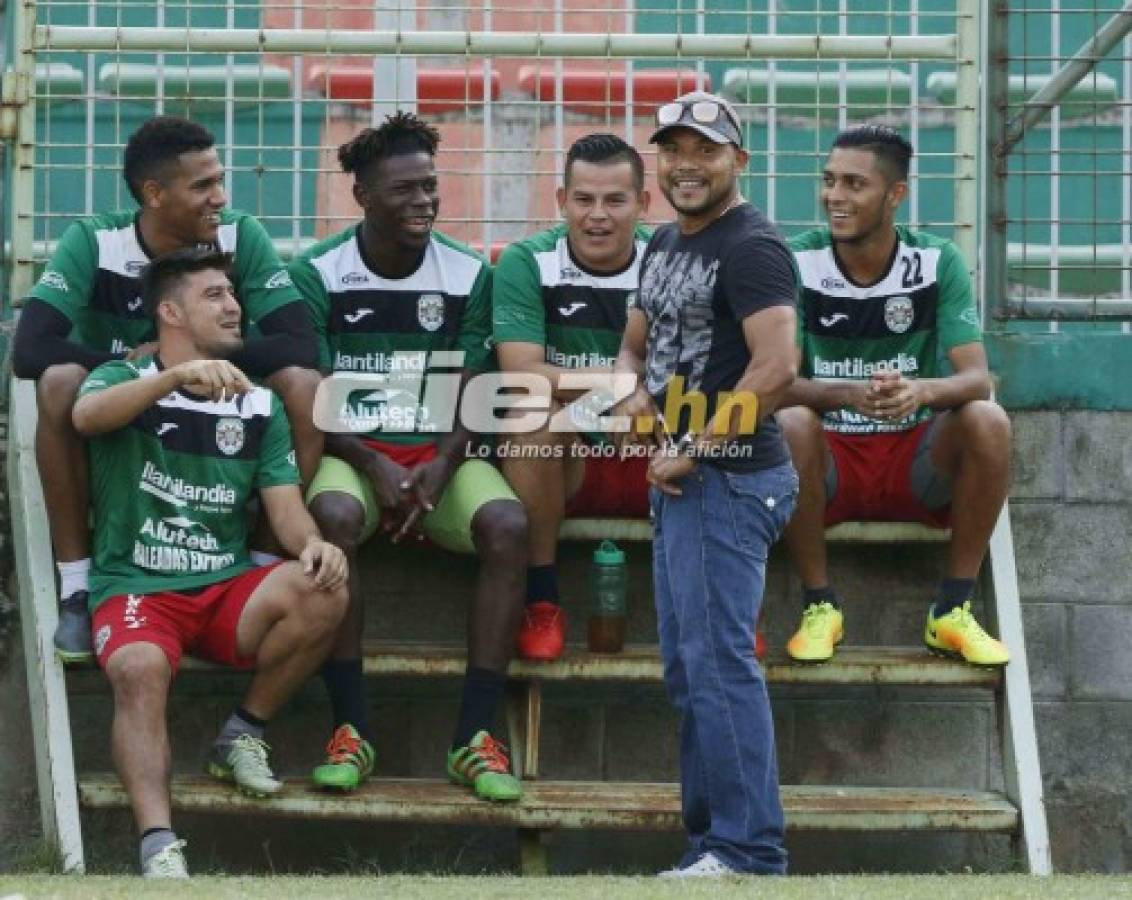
[
  {"left": 824, "top": 419, "right": 951, "bottom": 528},
  {"left": 92, "top": 563, "right": 282, "bottom": 674},
  {"left": 362, "top": 438, "right": 437, "bottom": 468},
  {"left": 566, "top": 452, "right": 651, "bottom": 518}
]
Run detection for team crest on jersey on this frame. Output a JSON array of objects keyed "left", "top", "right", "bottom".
[
  {"left": 884, "top": 295, "right": 915, "bottom": 334},
  {"left": 215, "top": 417, "right": 245, "bottom": 456},
  {"left": 417, "top": 293, "right": 445, "bottom": 332}
]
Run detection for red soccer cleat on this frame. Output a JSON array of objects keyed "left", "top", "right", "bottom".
[
  {"left": 755, "top": 628, "right": 768, "bottom": 662},
  {"left": 516, "top": 600, "right": 566, "bottom": 661}
]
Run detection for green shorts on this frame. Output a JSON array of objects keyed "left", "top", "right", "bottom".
[{"left": 306, "top": 456, "right": 516, "bottom": 553}]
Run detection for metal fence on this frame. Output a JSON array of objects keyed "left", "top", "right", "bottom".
[
  {"left": 985, "top": 1, "right": 1132, "bottom": 322},
  {"left": 4, "top": 0, "right": 976, "bottom": 310}
]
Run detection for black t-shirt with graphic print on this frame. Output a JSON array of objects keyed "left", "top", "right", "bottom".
[{"left": 632, "top": 202, "right": 797, "bottom": 472}]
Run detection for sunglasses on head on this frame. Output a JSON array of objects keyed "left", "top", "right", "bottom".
[{"left": 656, "top": 99, "right": 741, "bottom": 135}]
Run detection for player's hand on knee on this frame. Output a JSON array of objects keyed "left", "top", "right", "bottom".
[{"left": 300, "top": 537, "right": 348, "bottom": 590}]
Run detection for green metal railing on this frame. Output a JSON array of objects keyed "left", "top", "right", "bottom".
[{"left": 3, "top": 0, "right": 978, "bottom": 320}]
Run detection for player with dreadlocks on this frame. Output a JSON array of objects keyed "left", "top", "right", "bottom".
[{"left": 289, "top": 112, "right": 529, "bottom": 801}]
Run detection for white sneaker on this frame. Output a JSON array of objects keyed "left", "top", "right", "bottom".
[
  {"left": 142, "top": 839, "right": 189, "bottom": 879},
  {"left": 207, "top": 733, "right": 283, "bottom": 798},
  {"left": 658, "top": 851, "right": 739, "bottom": 878}
]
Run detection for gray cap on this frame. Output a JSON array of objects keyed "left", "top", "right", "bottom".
[{"left": 649, "top": 90, "right": 744, "bottom": 148}]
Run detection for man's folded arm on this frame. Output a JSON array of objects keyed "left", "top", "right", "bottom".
[
  {"left": 229, "top": 302, "right": 318, "bottom": 376},
  {"left": 12, "top": 299, "right": 117, "bottom": 378}
]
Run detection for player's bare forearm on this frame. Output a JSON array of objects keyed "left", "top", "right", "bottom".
[
  {"left": 614, "top": 308, "right": 648, "bottom": 378},
  {"left": 912, "top": 368, "right": 992, "bottom": 411},
  {"left": 497, "top": 341, "right": 610, "bottom": 401},
  {"left": 260, "top": 484, "right": 324, "bottom": 557},
  {"left": 779, "top": 376, "right": 868, "bottom": 413},
  {"left": 72, "top": 368, "right": 183, "bottom": 436}
]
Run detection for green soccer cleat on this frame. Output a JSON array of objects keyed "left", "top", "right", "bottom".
[
  {"left": 207, "top": 733, "right": 284, "bottom": 798},
  {"left": 447, "top": 730, "right": 522, "bottom": 802},
  {"left": 311, "top": 723, "right": 375, "bottom": 791},
  {"left": 924, "top": 600, "right": 1010, "bottom": 667},
  {"left": 786, "top": 601, "right": 844, "bottom": 663}
]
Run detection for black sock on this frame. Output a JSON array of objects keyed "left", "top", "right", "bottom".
[
  {"left": 235, "top": 706, "right": 267, "bottom": 729},
  {"left": 803, "top": 586, "right": 840, "bottom": 610},
  {"left": 526, "top": 565, "right": 559, "bottom": 606},
  {"left": 214, "top": 707, "right": 266, "bottom": 752},
  {"left": 452, "top": 666, "right": 506, "bottom": 749},
  {"left": 321, "top": 659, "right": 375, "bottom": 745},
  {"left": 933, "top": 577, "right": 976, "bottom": 615}
]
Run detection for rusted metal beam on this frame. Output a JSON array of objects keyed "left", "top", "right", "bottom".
[{"left": 78, "top": 775, "right": 1019, "bottom": 833}]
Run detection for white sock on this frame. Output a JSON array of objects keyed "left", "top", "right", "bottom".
[
  {"left": 249, "top": 551, "right": 282, "bottom": 567},
  {"left": 57, "top": 558, "right": 91, "bottom": 599}
]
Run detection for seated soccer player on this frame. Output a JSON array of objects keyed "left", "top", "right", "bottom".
[
  {"left": 73, "top": 248, "right": 348, "bottom": 878},
  {"left": 492, "top": 133, "right": 651, "bottom": 661},
  {"left": 12, "top": 116, "right": 323, "bottom": 664},
  {"left": 291, "top": 113, "right": 529, "bottom": 800},
  {"left": 777, "top": 125, "right": 1011, "bottom": 666}
]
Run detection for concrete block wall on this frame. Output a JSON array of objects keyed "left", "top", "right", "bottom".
[
  {"left": 1010, "top": 411, "right": 1132, "bottom": 872},
  {"left": 0, "top": 410, "right": 1128, "bottom": 873}
]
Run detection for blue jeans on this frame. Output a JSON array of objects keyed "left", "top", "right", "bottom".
[{"left": 652, "top": 461, "right": 798, "bottom": 874}]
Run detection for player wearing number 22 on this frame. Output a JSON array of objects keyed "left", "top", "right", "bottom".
[{"left": 777, "top": 125, "right": 1012, "bottom": 667}]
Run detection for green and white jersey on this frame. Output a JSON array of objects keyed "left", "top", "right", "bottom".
[
  {"left": 492, "top": 223, "right": 650, "bottom": 369},
  {"left": 79, "top": 356, "right": 300, "bottom": 609},
  {"left": 790, "top": 226, "right": 982, "bottom": 435},
  {"left": 289, "top": 225, "right": 492, "bottom": 445},
  {"left": 28, "top": 209, "right": 301, "bottom": 354}
]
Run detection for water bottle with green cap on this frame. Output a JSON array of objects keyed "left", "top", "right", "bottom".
[{"left": 588, "top": 539, "right": 628, "bottom": 653}]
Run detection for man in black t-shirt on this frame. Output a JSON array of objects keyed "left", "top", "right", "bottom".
[{"left": 616, "top": 91, "right": 799, "bottom": 878}]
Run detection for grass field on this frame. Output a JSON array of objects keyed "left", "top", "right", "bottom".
[{"left": 3, "top": 875, "right": 1132, "bottom": 899}]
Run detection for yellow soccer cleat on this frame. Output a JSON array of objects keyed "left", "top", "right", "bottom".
[
  {"left": 924, "top": 600, "right": 1010, "bottom": 667},
  {"left": 786, "top": 601, "right": 844, "bottom": 663}
]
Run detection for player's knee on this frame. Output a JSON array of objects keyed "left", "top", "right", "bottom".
[
  {"left": 37, "top": 364, "right": 87, "bottom": 422},
  {"left": 305, "top": 581, "right": 349, "bottom": 638},
  {"left": 106, "top": 644, "right": 171, "bottom": 702},
  {"left": 309, "top": 494, "right": 365, "bottom": 550},
  {"left": 775, "top": 405, "right": 824, "bottom": 457},
  {"left": 958, "top": 400, "right": 1012, "bottom": 452},
  {"left": 472, "top": 499, "right": 529, "bottom": 562}
]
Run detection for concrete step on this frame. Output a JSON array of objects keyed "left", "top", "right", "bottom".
[
  {"left": 161, "top": 643, "right": 999, "bottom": 687},
  {"left": 77, "top": 774, "right": 1018, "bottom": 833}
]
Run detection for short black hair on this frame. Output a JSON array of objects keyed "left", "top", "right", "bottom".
[
  {"left": 338, "top": 112, "right": 441, "bottom": 182},
  {"left": 831, "top": 125, "right": 914, "bottom": 183},
  {"left": 564, "top": 133, "right": 646, "bottom": 192},
  {"left": 140, "top": 247, "right": 233, "bottom": 318},
  {"left": 123, "top": 116, "right": 216, "bottom": 205}
]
